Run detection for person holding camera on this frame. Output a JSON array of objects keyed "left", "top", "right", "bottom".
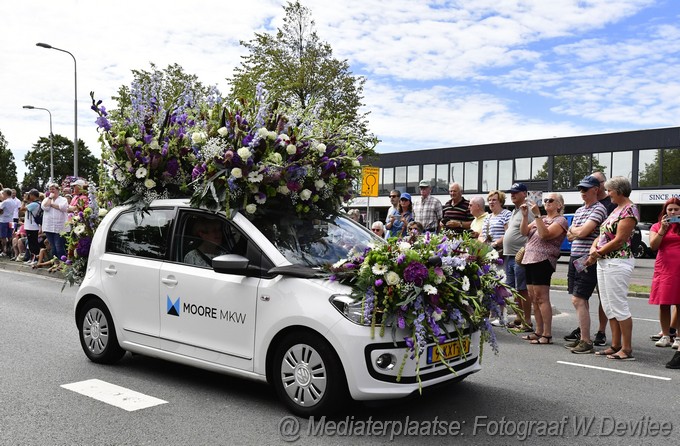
[
  {"left": 41, "top": 183, "right": 69, "bottom": 268},
  {"left": 648, "top": 198, "right": 680, "bottom": 357}
]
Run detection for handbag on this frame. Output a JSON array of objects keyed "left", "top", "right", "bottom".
[{"left": 515, "top": 246, "right": 526, "bottom": 264}]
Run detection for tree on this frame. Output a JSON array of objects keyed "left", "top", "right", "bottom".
[
  {"left": 0, "top": 130, "right": 18, "bottom": 187},
  {"left": 639, "top": 148, "right": 680, "bottom": 187},
  {"left": 22, "top": 134, "right": 99, "bottom": 190},
  {"left": 229, "top": 1, "right": 378, "bottom": 153},
  {"left": 535, "top": 154, "right": 606, "bottom": 190}
]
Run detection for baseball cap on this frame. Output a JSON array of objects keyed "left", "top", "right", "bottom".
[
  {"left": 506, "top": 182, "right": 528, "bottom": 193},
  {"left": 577, "top": 175, "right": 600, "bottom": 189},
  {"left": 400, "top": 192, "right": 412, "bottom": 201},
  {"left": 73, "top": 179, "right": 87, "bottom": 187},
  {"left": 418, "top": 180, "right": 431, "bottom": 188}
]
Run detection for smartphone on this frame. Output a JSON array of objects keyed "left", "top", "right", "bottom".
[
  {"left": 668, "top": 216, "right": 680, "bottom": 223},
  {"left": 527, "top": 191, "right": 543, "bottom": 207}
]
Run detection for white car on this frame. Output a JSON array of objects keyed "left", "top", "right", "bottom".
[{"left": 74, "top": 199, "right": 481, "bottom": 415}]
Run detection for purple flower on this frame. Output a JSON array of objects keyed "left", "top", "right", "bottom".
[
  {"left": 397, "top": 254, "right": 406, "bottom": 264},
  {"left": 375, "top": 279, "right": 384, "bottom": 287},
  {"left": 75, "top": 237, "right": 92, "bottom": 257},
  {"left": 403, "top": 261, "right": 429, "bottom": 286},
  {"left": 95, "top": 116, "right": 111, "bottom": 131}
]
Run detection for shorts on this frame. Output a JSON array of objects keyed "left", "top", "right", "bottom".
[
  {"left": 524, "top": 259, "right": 554, "bottom": 286},
  {"left": 567, "top": 256, "right": 598, "bottom": 299},
  {"left": 0, "top": 222, "right": 13, "bottom": 238},
  {"left": 504, "top": 255, "right": 527, "bottom": 291}
]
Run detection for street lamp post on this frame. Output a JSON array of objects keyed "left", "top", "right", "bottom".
[
  {"left": 23, "top": 105, "right": 54, "bottom": 184},
  {"left": 36, "top": 42, "right": 78, "bottom": 177}
]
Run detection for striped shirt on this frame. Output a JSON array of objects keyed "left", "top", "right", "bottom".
[
  {"left": 482, "top": 209, "right": 512, "bottom": 243},
  {"left": 570, "top": 202, "right": 607, "bottom": 256}
]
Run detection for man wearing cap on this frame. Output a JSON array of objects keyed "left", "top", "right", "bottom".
[
  {"left": 414, "top": 180, "right": 443, "bottom": 233},
  {"left": 497, "top": 182, "right": 534, "bottom": 328},
  {"left": 68, "top": 180, "right": 89, "bottom": 213},
  {"left": 564, "top": 175, "right": 608, "bottom": 353},
  {"left": 440, "top": 182, "right": 474, "bottom": 234}
]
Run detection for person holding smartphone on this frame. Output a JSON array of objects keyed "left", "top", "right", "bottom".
[
  {"left": 648, "top": 198, "right": 680, "bottom": 357},
  {"left": 41, "top": 183, "right": 69, "bottom": 270}
]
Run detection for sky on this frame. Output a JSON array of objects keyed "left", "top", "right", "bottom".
[{"left": 1, "top": 0, "right": 679, "bottom": 183}]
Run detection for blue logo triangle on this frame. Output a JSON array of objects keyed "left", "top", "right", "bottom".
[{"left": 167, "top": 296, "right": 180, "bottom": 316}]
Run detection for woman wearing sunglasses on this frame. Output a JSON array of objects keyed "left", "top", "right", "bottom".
[{"left": 519, "top": 193, "right": 569, "bottom": 344}]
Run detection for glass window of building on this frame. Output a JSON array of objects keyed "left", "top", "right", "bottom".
[
  {"left": 662, "top": 148, "right": 680, "bottom": 186},
  {"left": 482, "top": 160, "right": 498, "bottom": 192},
  {"left": 638, "top": 149, "right": 658, "bottom": 187},
  {"left": 592, "top": 152, "right": 611, "bottom": 178},
  {"left": 450, "top": 162, "right": 464, "bottom": 186},
  {"left": 498, "top": 160, "right": 513, "bottom": 191},
  {"left": 531, "top": 156, "right": 548, "bottom": 180},
  {"left": 552, "top": 155, "right": 572, "bottom": 190},
  {"left": 422, "top": 164, "right": 436, "bottom": 190},
  {"left": 435, "top": 164, "right": 449, "bottom": 193},
  {"left": 514, "top": 157, "right": 531, "bottom": 181},
  {"left": 611, "top": 151, "right": 632, "bottom": 179},
  {"left": 407, "top": 165, "right": 420, "bottom": 193},
  {"left": 395, "top": 166, "right": 407, "bottom": 192},
  {"left": 380, "top": 167, "right": 394, "bottom": 195},
  {"left": 464, "top": 161, "right": 479, "bottom": 192}
]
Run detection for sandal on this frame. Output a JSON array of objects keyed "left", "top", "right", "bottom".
[
  {"left": 521, "top": 332, "right": 541, "bottom": 341},
  {"left": 530, "top": 335, "right": 553, "bottom": 345},
  {"left": 595, "top": 346, "right": 621, "bottom": 356},
  {"left": 606, "top": 350, "right": 635, "bottom": 361}
]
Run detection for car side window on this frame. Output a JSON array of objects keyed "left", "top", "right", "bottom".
[
  {"left": 106, "top": 209, "right": 174, "bottom": 260},
  {"left": 174, "top": 211, "right": 247, "bottom": 268}
]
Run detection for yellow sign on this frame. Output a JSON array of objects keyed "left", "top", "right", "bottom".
[{"left": 361, "top": 166, "right": 379, "bottom": 197}]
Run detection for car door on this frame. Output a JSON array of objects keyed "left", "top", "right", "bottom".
[
  {"left": 100, "top": 208, "right": 175, "bottom": 348},
  {"left": 159, "top": 210, "right": 261, "bottom": 371}
]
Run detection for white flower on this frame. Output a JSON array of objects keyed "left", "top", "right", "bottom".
[
  {"left": 398, "top": 241, "right": 411, "bottom": 252},
  {"left": 191, "top": 131, "right": 207, "bottom": 144},
  {"left": 135, "top": 167, "right": 147, "bottom": 179},
  {"left": 125, "top": 137, "right": 136, "bottom": 146},
  {"left": 333, "top": 259, "right": 347, "bottom": 269},
  {"left": 245, "top": 203, "right": 257, "bottom": 214},
  {"left": 257, "top": 127, "right": 269, "bottom": 139},
  {"left": 286, "top": 144, "right": 297, "bottom": 155},
  {"left": 268, "top": 130, "right": 278, "bottom": 140},
  {"left": 254, "top": 194, "right": 267, "bottom": 204},
  {"left": 316, "top": 142, "right": 326, "bottom": 154},
  {"left": 231, "top": 168, "right": 243, "bottom": 179},
  {"left": 423, "top": 284, "right": 438, "bottom": 295},
  {"left": 112, "top": 168, "right": 125, "bottom": 182},
  {"left": 144, "top": 178, "right": 156, "bottom": 189},
  {"left": 98, "top": 209, "right": 108, "bottom": 218},
  {"left": 248, "top": 171, "right": 263, "bottom": 183},
  {"left": 505, "top": 294, "right": 515, "bottom": 304},
  {"left": 278, "top": 185, "right": 290, "bottom": 195},
  {"left": 237, "top": 147, "right": 251, "bottom": 159},
  {"left": 433, "top": 273, "right": 444, "bottom": 284},
  {"left": 496, "top": 268, "right": 506, "bottom": 280},
  {"left": 299, "top": 189, "right": 312, "bottom": 201},
  {"left": 268, "top": 152, "right": 282, "bottom": 164},
  {"left": 125, "top": 161, "right": 132, "bottom": 169},
  {"left": 352, "top": 159, "right": 361, "bottom": 167},
  {"left": 432, "top": 310, "right": 443, "bottom": 321},
  {"left": 73, "top": 225, "right": 86, "bottom": 235},
  {"left": 278, "top": 133, "right": 290, "bottom": 143},
  {"left": 149, "top": 140, "right": 160, "bottom": 151},
  {"left": 371, "top": 264, "right": 388, "bottom": 275},
  {"left": 314, "top": 179, "right": 325, "bottom": 190},
  {"left": 461, "top": 276, "right": 470, "bottom": 292},
  {"left": 218, "top": 127, "right": 229, "bottom": 137},
  {"left": 385, "top": 271, "right": 400, "bottom": 286},
  {"left": 485, "top": 249, "right": 499, "bottom": 261}
]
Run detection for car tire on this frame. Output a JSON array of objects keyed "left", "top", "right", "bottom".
[
  {"left": 78, "top": 299, "right": 126, "bottom": 364},
  {"left": 272, "top": 331, "right": 349, "bottom": 417}
]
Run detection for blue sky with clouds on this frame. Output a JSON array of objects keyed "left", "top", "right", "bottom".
[{"left": 1, "top": 0, "right": 679, "bottom": 182}]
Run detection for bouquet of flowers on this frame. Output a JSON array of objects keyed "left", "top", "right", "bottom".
[
  {"left": 188, "top": 83, "right": 370, "bottom": 219},
  {"left": 61, "top": 184, "right": 107, "bottom": 288},
  {"left": 328, "top": 230, "right": 519, "bottom": 382}
]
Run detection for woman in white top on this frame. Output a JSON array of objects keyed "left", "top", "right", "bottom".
[{"left": 41, "top": 183, "right": 69, "bottom": 263}]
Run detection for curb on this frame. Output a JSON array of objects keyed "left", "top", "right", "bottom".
[{"left": 0, "top": 257, "right": 65, "bottom": 280}]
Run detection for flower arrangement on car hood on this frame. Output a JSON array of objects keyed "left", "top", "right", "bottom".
[{"left": 328, "top": 231, "right": 518, "bottom": 382}]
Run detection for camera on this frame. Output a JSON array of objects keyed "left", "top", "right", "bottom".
[{"left": 667, "top": 216, "right": 680, "bottom": 223}]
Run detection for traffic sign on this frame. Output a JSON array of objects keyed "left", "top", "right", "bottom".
[{"left": 361, "top": 166, "right": 379, "bottom": 197}]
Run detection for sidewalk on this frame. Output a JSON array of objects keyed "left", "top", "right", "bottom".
[{"left": 0, "top": 256, "right": 65, "bottom": 280}]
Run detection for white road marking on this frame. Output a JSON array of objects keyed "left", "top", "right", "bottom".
[
  {"left": 633, "top": 317, "right": 659, "bottom": 323},
  {"left": 557, "top": 361, "right": 672, "bottom": 381},
  {"left": 61, "top": 379, "right": 168, "bottom": 411}
]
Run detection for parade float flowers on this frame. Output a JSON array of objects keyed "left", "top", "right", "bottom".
[{"left": 328, "top": 231, "right": 519, "bottom": 384}]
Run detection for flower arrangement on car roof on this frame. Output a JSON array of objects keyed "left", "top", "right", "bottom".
[
  {"left": 91, "top": 82, "right": 371, "bottom": 219},
  {"left": 328, "top": 230, "right": 519, "bottom": 383}
]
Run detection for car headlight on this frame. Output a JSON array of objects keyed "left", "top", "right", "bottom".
[{"left": 330, "top": 294, "right": 367, "bottom": 325}]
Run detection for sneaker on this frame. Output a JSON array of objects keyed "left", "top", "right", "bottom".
[
  {"left": 652, "top": 328, "right": 677, "bottom": 341},
  {"left": 572, "top": 340, "right": 595, "bottom": 354},
  {"left": 666, "top": 351, "right": 680, "bottom": 369},
  {"left": 594, "top": 331, "right": 606, "bottom": 346},
  {"left": 564, "top": 327, "right": 580, "bottom": 342},
  {"left": 564, "top": 339, "right": 580, "bottom": 350},
  {"left": 656, "top": 335, "right": 673, "bottom": 347},
  {"left": 490, "top": 318, "right": 506, "bottom": 327},
  {"left": 673, "top": 338, "right": 680, "bottom": 350}
]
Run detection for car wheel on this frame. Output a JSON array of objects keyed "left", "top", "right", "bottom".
[
  {"left": 272, "top": 332, "right": 348, "bottom": 416},
  {"left": 634, "top": 243, "right": 647, "bottom": 259},
  {"left": 78, "top": 299, "right": 126, "bottom": 364}
]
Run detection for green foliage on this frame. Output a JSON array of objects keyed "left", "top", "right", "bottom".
[
  {"left": 639, "top": 148, "right": 680, "bottom": 186},
  {"left": 535, "top": 154, "right": 606, "bottom": 190},
  {"left": 0, "top": 131, "right": 18, "bottom": 187},
  {"left": 21, "top": 135, "right": 99, "bottom": 190},
  {"left": 229, "top": 1, "right": 378, "bottom": 154}
]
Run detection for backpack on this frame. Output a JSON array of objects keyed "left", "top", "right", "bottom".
[{"left": 31, "top": 205, "right": 44, "bottom": 225}]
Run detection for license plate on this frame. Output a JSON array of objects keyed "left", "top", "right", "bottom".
[{"left": 427, "top": 338, "right": 471, "bottom": 364}]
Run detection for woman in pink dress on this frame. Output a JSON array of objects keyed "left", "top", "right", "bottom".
[{"left": 648, "top": 197, "right": 680, "bottom": 350}]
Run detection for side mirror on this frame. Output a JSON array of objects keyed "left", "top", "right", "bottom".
[{"left": 212, "top": 254, "right": 251, "bottom": 275}]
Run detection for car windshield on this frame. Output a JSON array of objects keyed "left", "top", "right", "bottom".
[{"left": 250, "top": 211, "right": 381, "bottom": 267}]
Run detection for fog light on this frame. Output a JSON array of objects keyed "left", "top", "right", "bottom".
[{"left": 375, "top": 353, "right": 396, "bottom": 370}]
